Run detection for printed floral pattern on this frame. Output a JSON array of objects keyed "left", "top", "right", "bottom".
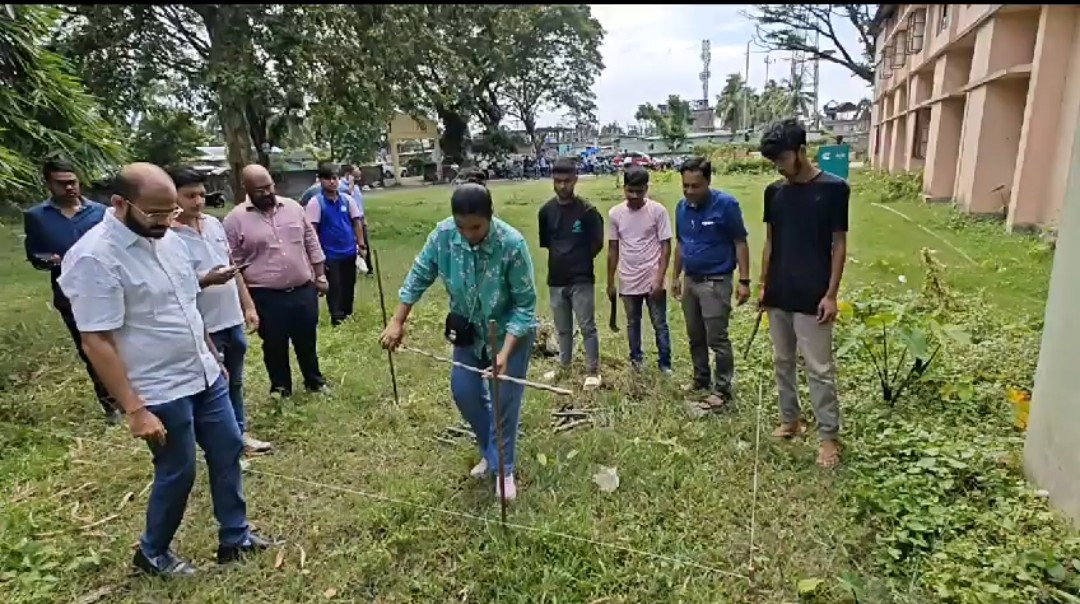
[{"left": 399, "top": 216, "right": 538, "bottom": 355}]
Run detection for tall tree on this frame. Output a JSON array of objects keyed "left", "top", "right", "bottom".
[
  {"left": 131, "top": 105, "right": 211, "bottom": 167},
  {"left": 55, "top": 4, "right": 406, "bottom": 199},
  {"left": 500, "top": 5, "right": 605, "bottom": 156},
  {"left": 1, "top": 5, "right": 125, "bottom": 207},
  {"left": 635, "top": 95, "right": 693, "bottom": 154},
  {"left": 715, "top": 73, "right": 748, "bottom": 132},
  {"left": 744, "top": 4, "right": 876, "bottom": 84}
]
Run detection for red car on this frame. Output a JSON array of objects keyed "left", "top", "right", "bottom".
[{"left": 615, "top": 152, "right": 655, "bottom": 169}]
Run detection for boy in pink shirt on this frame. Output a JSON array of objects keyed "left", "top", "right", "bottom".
[{"left": 606, "top": 167, "right": 673, "bottom": 372}]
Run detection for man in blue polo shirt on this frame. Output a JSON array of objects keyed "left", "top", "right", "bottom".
[
  {"left": 305, "top": 162, "right": 366, "bottom": 326},
  {"left": 22, "top": 158, "right": 117, "bottom": 423},
  {"left": 671, "top": 157, "right": 751, "bottom": 414}
]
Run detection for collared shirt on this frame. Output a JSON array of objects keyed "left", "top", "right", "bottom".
[
  {"left": 223, "top": 196, "right": 326, "bottom": 290},
  {"left": 22, "top": 197, "right": 108, "bottom": 301},
  {"left": 306, "top": 192, "right": 361, "bottom": 261},
  {"left": 675, "top": 189, "right": 748, "bottom": 277},
  {"left": 399, "top": 217, "right": 538, "bottom": 357},
  {"left": 58, "top": 210, "right": 221, "bottom": 407},
  {"left": 171, "top": 215, "right": 245, "bottom": 333},
  {"left": 339, "top": 181, "right": 365, "bottom": 217}
]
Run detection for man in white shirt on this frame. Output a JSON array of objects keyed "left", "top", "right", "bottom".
[
  {"left": 59, "top": 163, "right": 270, "bottom": 577},
  {"left": 168, "top": 166, "right": 272, "bottom": 454}
]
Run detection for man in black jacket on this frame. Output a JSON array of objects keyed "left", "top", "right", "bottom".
[{"left": 538, "top": 158, "right": 604, "bottom": 389}]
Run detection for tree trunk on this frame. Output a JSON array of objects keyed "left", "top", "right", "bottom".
[
  {"left": 218, "top": 105, "right": 255, "bottom": 204},
  {"left": 436, "top": 105, "right": 468, "bottom": 164}
]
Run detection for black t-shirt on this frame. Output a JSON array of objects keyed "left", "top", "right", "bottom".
[
  {"left": 538, "top": 196, "right": 604, "bottom": 286},
  {"left": 762, "top": 171, "right": 850, "bottom": 315}
]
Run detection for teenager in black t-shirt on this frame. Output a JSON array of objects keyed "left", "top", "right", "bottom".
[
  {"left": 538, "top": 157, "right": 605, "bottom": 388},
  {"left": 757, "top": 118, "right": 849, "bottom": 469}
]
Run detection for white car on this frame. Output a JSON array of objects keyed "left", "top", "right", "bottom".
[{"left": 382, "top": 163, "right": 408, "bottom": 179}]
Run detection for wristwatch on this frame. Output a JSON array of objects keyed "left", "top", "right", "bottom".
[{"left": 738, "top": 278, "right": 752, "bottom": 286}]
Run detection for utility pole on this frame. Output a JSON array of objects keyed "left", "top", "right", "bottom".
[
  {"left": 764, "top": 55, "right": 772, "bottom": 84},
  {"left": 790, "top": 49, "right": 798, "bottom": 116},
  {"left": 812, "top": 30, "right": 821, "bottom": 129},
  {"left": 742, "top": 41, "right": 751, "bottom": 133}
]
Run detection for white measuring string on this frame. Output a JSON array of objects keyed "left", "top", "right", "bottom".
[
  {"left": 747, "top": 361, "right": 765, "bottom": 577},
  {"left": 1, "top": 421, "right": 749, "bottom": 582}
]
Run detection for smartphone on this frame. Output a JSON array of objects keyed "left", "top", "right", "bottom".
[{"left": 232, "top": 262, "right": 253, "bottom": 273}]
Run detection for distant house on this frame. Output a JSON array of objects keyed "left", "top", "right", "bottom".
[{"left": 822, "top": 101, "right": 871, "bottom": 153}]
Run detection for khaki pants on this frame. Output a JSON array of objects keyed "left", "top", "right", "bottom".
[{"left": 767, "top": 309, "right": 841, "bottom": 440}]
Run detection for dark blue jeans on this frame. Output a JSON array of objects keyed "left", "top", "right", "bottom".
[
  {"left": 210, "top": 324, "right": 248, "bottom": 433},
  {"left": 139, "top": 376, "right": 250, "bottom": 558},
  {"left": 622, "top": 294, "right": 672, "bottom": 370}
]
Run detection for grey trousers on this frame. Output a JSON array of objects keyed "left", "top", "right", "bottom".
[
  {"left": 767, "top": 309, "right": 841, "bottom": 440},
  {"left": 550, "top": 284, "right": 599, "bottom": 372},
  {"left": 681, "top": 275, "right": 735, "bottom": 395}
]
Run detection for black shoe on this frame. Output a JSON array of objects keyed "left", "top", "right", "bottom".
[
  {"left": 217, "top": 533, "right": 273, "bottom": 564},
  {"left": 305, "top": 383, "right": 329, "bottom": 394},
  {"left": 270, "top": 387, "right": 293, "bottom": 398},
  {"left": 132, "top": 548, "right": 197, "bottom": 577},
  {"left": 104, "top": 409, "right": 123, "bottom": 426}
]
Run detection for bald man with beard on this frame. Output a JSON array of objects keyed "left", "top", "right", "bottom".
[
  {"left": 224, "top": 164, "right": 329, "bottom": 397},
  {"left": 59, "top": 163, "right": 271, "bottom": 577}
]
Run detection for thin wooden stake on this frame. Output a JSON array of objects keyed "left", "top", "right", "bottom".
[
  {"left": 488, "top": 320, "right": 509, "bottom": 525},
  {"left": 372, "top": 248, "right": 400, "bottom": 404}
]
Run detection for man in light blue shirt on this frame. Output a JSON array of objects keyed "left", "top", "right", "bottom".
[{"left": 59, "top": 163, "right": 271, "bottom": 577}]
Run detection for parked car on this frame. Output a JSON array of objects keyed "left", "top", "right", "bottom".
[
  {"left": 615, "top": 152, "right": 655, "bottom": 169},
  {"left": 381, "top": 163, "right": 408, "bottom": 179},
  {"left": 205, "top": 191, "right": 227, "bottom": 208}
]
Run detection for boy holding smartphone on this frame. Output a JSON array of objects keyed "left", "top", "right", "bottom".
[{"left": 168, "top": 166, "right": 273, "bottom": 454}]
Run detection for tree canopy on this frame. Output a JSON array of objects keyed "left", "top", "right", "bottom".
[
  {"left": 635, "top": 96, "right": 693, "bottom": 153},
  {"left": 744, "top": 4, "right": 876, "bottom": 84},
  {"left": 1, "top": 5, "right": 126, "bottom": 207}
]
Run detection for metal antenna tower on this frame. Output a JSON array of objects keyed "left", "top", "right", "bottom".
[{"left": 700, "top": 39, "right": 711, "bottom": 103}]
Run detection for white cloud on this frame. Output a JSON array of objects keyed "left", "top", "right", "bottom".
[{"left": 531, "top": 4, "right": 872, "bottom": 129}]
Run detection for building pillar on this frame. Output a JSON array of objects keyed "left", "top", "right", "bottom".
[
  {"left": 1024, "top": 89, "right": 1080, "bottom": 523},
  {"left": 1008, "top": 6, "right": 1077, "bottom": 230}
]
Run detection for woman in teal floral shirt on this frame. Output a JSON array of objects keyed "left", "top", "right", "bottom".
[{"left": 380, "top": 184, "right": 538, "bottom": 501}]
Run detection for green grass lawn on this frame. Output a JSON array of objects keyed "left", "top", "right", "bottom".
[{"left": 0, "top": 171, "right": 1057, "bottom": 603}]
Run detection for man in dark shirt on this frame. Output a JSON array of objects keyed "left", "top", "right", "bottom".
[
  {"left": 758, "top": 118, "right": 849, "bottom": 469},
  {"left": 538, "top": 157, "right": 604, "bottom": 389},
  {"left": 671, "top": 157, "right": 751, "bottom": 413},
  {"left": 22, "top": 158, "right": 117, "bottom": 423}
]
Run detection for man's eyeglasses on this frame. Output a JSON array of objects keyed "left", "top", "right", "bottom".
[{"left": 124, "top": 198, "right": 177, "bottom": 222}]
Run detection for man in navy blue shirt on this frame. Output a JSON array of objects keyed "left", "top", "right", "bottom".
[
  {"left": 671, "top": 157, "right": 751, "bottom": 414},
  {"left": 22, "top": 158, "right": 117, "bottom": 423}
]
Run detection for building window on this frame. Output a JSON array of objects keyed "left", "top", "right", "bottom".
[
  {"left": 938, "top": 5, "right": 950, "bottom": 34},
  {"left": 912, "top": 108, "right": 931, "bottom": 159},
  {"left": 892, "top": 33, "right": 906, "bottom": 67},
  {"left": 908, "top": 9, "right": 927, "bottom": 53}
]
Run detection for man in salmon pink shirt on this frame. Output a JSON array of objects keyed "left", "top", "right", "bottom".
[{"left": 606, "top": 166, "right": 673, "bottom": 373}]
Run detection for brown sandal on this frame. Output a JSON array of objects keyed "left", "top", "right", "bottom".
[
  {"left": 696, "top": 394, "right": 729, "bottom": 413},
  {"left": 817, "top": 441, "right": 842, "bottom": 468},
  {"left": 771, "top": 421, "right": 809, "bottom": 439}
]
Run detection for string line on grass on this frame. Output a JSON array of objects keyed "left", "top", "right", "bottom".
[
  {"left": 1, "top": 420, "right": 750, "bottom": 582},
  {"left": 869, "top": 202, "right": 978, "bottom": 265}
]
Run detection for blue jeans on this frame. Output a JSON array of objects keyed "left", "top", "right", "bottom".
[
  {"left": 450, "top": 332, "right": 535, "bottom": 476},
  {"left": 139, "top": 376, "right": 250, "bottom": 558},
  {"left": 622, "top": 294, "right": 672, "bottom": 370},
  {"left": 210, "top": 324, "right": 248, "bottom": 433}
]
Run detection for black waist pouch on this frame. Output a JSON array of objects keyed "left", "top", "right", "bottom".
[{"left": 444, "top": 312, "right": 477, "bottom": 348}]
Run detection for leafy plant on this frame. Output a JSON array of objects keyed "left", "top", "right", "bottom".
[{"left": 838, "top": 295, "right": 970, "bottom": 406}]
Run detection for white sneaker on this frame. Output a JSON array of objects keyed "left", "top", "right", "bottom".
[
  {"left": 243, "top": 434, "right": 273, "bottom": 454},
  {"left": 496, "top": 474, "right": 517, "bottom": 502},
  {"left": 469, "top": 458, "right": 489, "bottom": 478},
  {"left": 583, "top": 375, "right": 602, "bottom": 391}
]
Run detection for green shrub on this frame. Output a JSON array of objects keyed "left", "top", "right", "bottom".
[{"left": 862, "top": 169, "right": 924, "bottom": 203}]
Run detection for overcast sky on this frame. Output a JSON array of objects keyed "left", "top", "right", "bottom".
[{"left": 529, "top": 4, "right": 872, "bottom": 129}]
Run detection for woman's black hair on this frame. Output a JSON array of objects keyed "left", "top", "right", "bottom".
[
  {"left": 759, "top": 118, "right": 807, "bottom": 161},
  {"left": 450, "top": 182, "right": 493, "bottom": 219}
]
